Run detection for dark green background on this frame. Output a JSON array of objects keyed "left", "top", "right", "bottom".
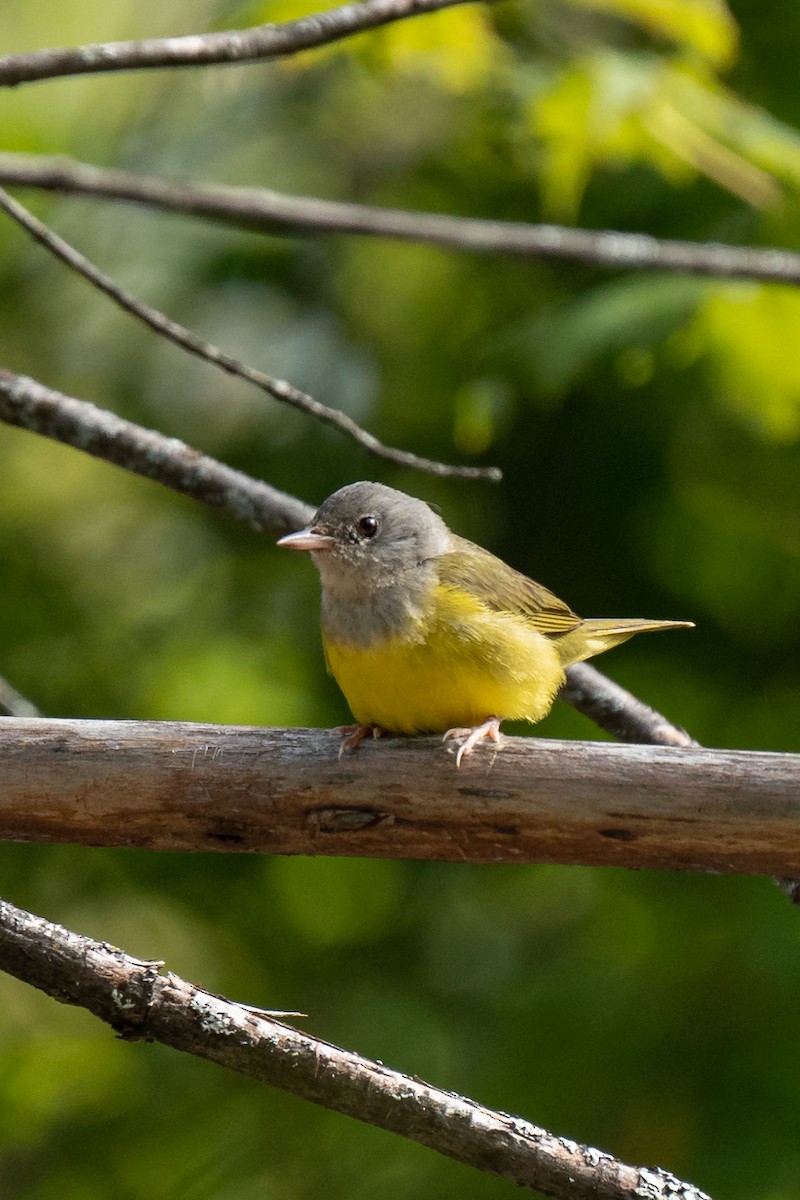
[{"left": 1, "top": 1, "right": 799, "bottom": 1196}]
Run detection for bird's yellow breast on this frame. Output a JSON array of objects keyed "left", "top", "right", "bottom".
[{"left": 322, "top": 582, "right": 565, "bottom": 734}]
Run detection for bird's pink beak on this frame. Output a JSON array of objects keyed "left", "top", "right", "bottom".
[{"left": 277, "top": 527, "right": 335, "bottom": 552}]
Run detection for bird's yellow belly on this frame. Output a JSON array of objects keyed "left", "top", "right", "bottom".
[{"left": 323, "top": 593, "right": 565, "bottom": 734}]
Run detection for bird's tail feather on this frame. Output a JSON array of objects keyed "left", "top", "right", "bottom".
[{"left": 557, "top": 618, "right": 694, "bottom": 666}]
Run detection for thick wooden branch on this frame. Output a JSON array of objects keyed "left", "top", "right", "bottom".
[
  {"left": 2, "top": 153, "right": 800, "bottom": 286},
  {"left": 0, "top": 895, "right": 711, "bottom": 1200},
  {"left": 0, "top": 718, "right": 797, "bottom": 874}
]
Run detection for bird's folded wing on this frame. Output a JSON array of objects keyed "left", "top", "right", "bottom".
[{"left": 438, "top": 539, "right": 582, "bottom": 636}]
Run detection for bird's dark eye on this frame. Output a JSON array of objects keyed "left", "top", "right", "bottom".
[{"left": 356, "top": 515, "right": 379, "bottom": 539}]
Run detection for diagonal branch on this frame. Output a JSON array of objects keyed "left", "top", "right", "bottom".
[
  {"left": 0, "top": 369, "right": 313, "bottom": 534},
  {"left": 0, "top": 187, "right": 498, "bottom": 482},
  {"left": 0, "top": 370, "right": 694, "bottom": 747},
  {"left": 0, "top": 0, "right": 484, "bottom": 88},
  {"left": 558, "top": 663, "right": 696, "bottom": 747},
  {"left": 1, "top": 153, "right": 799, "bottom": 284},
  {"left": 0, "top": 894, "right": 711, "bottom": 1200}
]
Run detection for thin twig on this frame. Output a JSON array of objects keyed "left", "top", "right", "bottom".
[
  {"left": 2, "top": 153, "right": 800, "bottom": 284},
  {"left": 0, "top": 187, "right": 498, "bottom": 482},
  {"left": 0, "top": 0, "right": 482, "bottom": 87},
  {"left": 0, "top": 370, "right": 694, "bottom": 746},
  {"left": 0, "top": 895, "right": 712, "bottom": 1200}
]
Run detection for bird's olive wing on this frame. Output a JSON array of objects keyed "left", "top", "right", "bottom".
[{"left": 438, "top": 538, "right": 582, "bottom": 635}]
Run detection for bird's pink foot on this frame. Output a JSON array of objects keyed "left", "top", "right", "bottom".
[
  {"left": 443, "top": 717, "right": 503, "bottom": 768},
  {"left": 338, "top": 724, "right": 385, "bottom": 758}
]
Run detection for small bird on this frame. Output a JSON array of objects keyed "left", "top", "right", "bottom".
[{"left": 279, "top": 482, "right": 693, "bottom": 765}]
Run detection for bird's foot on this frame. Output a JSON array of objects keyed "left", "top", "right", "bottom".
[
  {"left": 443, "top": 717, "right": 503, "bottom": 768},
  {"left": 338, "top": 724, "right": 385, "bottom": 758}
]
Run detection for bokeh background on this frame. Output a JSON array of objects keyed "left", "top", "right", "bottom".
[{"left": 2, "top": 1, "right": 800, "bottom": 1196}]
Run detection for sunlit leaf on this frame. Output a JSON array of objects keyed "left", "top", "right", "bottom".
[
  {"left": 695, "top": 284, "right": 800, "bottom": 439},
  {"left": 530, "top": 50, "right": 800, "bottom": 215},
  {"left": 576, "top": 0, "right": 738, "bottom": 67},
  {"left": 245, "top": 1, "right": 505, "bottom": 84}
]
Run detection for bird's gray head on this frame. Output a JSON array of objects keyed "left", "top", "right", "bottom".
[{"left": 278, "top": 481, "right": 452, "bottom": 595}]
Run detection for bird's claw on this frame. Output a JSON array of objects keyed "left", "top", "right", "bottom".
[
  {"left": 338, "top": 724, "right": 385, "bottom": 758},
  {"left": 443, "top": 717, "right": 503, "bottom": 768}
]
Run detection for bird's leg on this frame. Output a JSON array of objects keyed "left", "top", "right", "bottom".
[
  {"left": 338, "top": 723, "right": 386, "bottom": 758},
  {"left": 443, "top": 717, "right": 503, "bottom": 768}
]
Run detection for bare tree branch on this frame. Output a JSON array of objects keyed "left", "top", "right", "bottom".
[
  {"left": 558, "top": 664, "right": 697, "bottom": 748},
  {"left": 0, "top": 369, "right": 312, "bottom": 533},
  {"left": 0, "top": 895, "right": 711, "bottom": 1200},
  {"left": 0, "top": 0, "right": 486, "bottom": 88},
  {"left": 0, "top": 369, "right": 696, "bottom": 746},
  {"left": 0, "top": 717, "right": 797, "bottom": 874},
  {"left": 0, "top": 187, "right": 498, "bottom": 482},
  {"left": 2, "top": 153, "right": 799, "bottom": 285}
]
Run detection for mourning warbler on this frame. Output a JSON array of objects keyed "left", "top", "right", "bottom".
[{"left": 279, "top": 482, "right": 693, "bottom": 764}]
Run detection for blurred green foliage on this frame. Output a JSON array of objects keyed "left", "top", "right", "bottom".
[{"left": 2, "top": 0, "right": 800, "bottom": 1196}]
